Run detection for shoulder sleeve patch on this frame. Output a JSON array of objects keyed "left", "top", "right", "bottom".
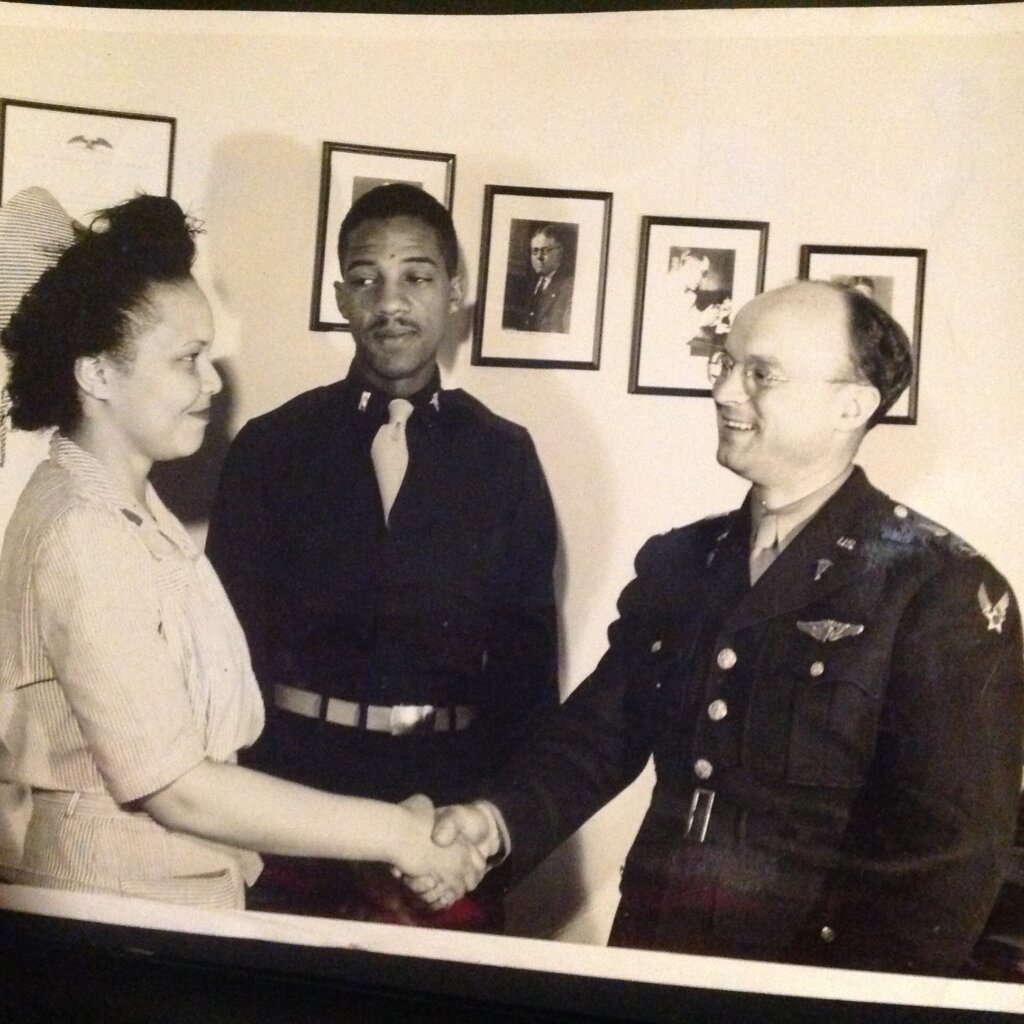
[{"left": 978, "top": 582, "right": 1012, "bottom": 634}]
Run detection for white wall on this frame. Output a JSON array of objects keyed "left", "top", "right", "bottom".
[{"left": 1, "top": 2, "right": 1022, "bottom": 945}]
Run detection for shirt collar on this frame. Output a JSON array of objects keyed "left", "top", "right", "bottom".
[
  {"left": 749, "top": 465, "right": 854, "bottom": 554},
  {"left": 347, "top": 365, "right": 443, "bottom": 422},
  {"left": 49, "top": 433, "right": 199, "bottom": 559}
]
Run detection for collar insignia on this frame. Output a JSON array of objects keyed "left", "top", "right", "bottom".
[
  {"left": 430, "top": 391, "right": 440, "bottom": 412},
  {"left": 358, "top": 391, "right": 371, "bottom": 412},
  {"left": 836, "top": 536, "right": 857, "bottom": 551},
  {"left": 978, "top": 583, "right": 1010, "bottom": 634},
  {"left": 797, "top": 619, "right": 864, "bottom": 642},
  {"left": 814, "top": 558, "right": 833, "bottom": 581}
]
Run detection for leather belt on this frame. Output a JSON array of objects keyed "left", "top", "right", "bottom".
[{"left": 272, "top": 683, "right": 476, "bottom": 736}]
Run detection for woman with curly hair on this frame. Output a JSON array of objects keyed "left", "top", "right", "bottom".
[{"left": 0, "top": 189, "right": 480, "bottom": 910}]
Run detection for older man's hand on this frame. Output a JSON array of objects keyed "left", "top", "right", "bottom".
[{"left": 399, "top": 801, "right": 502, "bottom": 904}]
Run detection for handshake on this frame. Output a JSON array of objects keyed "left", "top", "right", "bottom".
[{"left": 395, "top": 795, "right": 505, "bottom": 911}]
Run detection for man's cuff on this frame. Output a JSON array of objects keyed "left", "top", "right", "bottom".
[{"left": 472, "top": 799, "right": 511, "bottom": 867}]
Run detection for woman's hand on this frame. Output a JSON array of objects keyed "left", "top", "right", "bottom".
[{"left": 392, "top": 794, "right": 487, "bottom": 909}]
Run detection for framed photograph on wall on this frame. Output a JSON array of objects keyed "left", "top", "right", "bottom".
[
  {"left": 799, "top": 244, "right": 926, "bottom": 424},
  {"left": 0, "top": 98, "right": 175, "bottom": 221},
  {"left": 0, "top": 99, "right": 174, "bottom": 476},
  {"left": 472, "top": 185, "right": 612, "bottom": 369},
  {"left": 629, "top": 217, "right": 768, "bottom": 396},
  {"left": 309, "top": 142, "right": 456, "bottom": 332}
]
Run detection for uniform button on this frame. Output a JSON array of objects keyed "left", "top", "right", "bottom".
[
  {"left": 820, "top": 925, "right": 835, "bottom": 943},
  {"left": 893, "top": 504, "right": 908, "bottom": 519},
  {"left": 707, "top": 699, "right": 728, "bottom": 721},
  {"left": 716, "top": 647, "right": 737, "bottom": 670},
  {"left": 650, "top": 639, "right": 663, "bottom": 653},
  {"left": 809, "top": 661, "right": 825, "bottom": 678},
  {"left": 694, "top": 758, "right": 713, "bottom": 780}
]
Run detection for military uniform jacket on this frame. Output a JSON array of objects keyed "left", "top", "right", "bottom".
[
  {"left": 205, "top": 370, "right": 558, "bottom": 804},
  {"left": 489, "top": 468, "right": 1022, "bottom": 974}
]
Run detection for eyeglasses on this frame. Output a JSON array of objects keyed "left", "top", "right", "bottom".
[
  {"left": 706, "top": 349, "right": 862, "bottom": 394},
  {"left": 530, "top": 244, "right": 562, "bottom": 257}
]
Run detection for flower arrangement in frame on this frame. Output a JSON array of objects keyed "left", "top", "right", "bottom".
[
  {"left": 799, "top": 244, "right": 925, "bottom": 424},
  {"left": 309, "top": 141, "right": 455, "bottom": 332},
  {"left": 472, "top": 185, "right": 612, "bottom": 370},
  {"left": 629, "top": 216, "right": 768, "bottom": 396}
]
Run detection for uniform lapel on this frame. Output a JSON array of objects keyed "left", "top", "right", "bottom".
[{"left": 723, "top": 468, "right": 883, "bottom": 632}]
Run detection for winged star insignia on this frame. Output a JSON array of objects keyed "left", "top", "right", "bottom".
[
  {"left": 797, "top": 619, "right": 865, "bottom": 642},
  {"left": 978, "top": 583, "right": 1010, "bottom": 634}
]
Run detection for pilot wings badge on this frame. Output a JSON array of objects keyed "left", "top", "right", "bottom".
[
  {"left": 978, "top": 583, "right": 1010, "bottom": 634},
  {"left": 796, "top": 619, "right": 865, "bottom": 642}
]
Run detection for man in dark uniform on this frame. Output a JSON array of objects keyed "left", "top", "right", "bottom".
[
  {"left": 424, "top": 280, "right": 1023, "bottom": 972},
  {"left": 206, "top": 184, "right": 558, "bottom": 929}
]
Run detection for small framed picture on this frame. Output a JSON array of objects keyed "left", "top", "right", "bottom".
[
  {"left": 310, "top": 142, "right": 456, "bottom": 332},
  {"left": 629, "top": 217, "right": 768, "bottom": 396},
  {"left": 799, "top": 244, "right": 926, "bottom": 424},
  {"left": 0, "top": 98, "right": 175, "bottom": 221},
  {"left": 472, "top": 185, "right": 612, "bottom": 370}
]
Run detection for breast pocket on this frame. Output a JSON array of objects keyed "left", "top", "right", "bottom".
[{"left": 782, "top": 631, "right": 889, "bottom": 788}]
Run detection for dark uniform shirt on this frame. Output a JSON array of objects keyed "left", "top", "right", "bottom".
[
  {"left": 206, "top": 369, "right": 558, "bottom": 806},
  {"left": 487, "top": 468, "right": 1023, "bottom": 975}
]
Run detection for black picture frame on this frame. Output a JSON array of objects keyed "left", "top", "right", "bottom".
[
  {"left": 0, "top": 98, "right": 175, "bottom": 470},
  {"left": 0, "top": 98, "right": 175, "bottom": 220},
  {"left": 799, "top": 244, "right": 926, "bottom": 425},
  {"left": 629, "top": 216, "right": 768, "bottom": 397},
  {"left": 309, "top": 141, "right": 456, "bottom": 332},
  {"left": 472, "top": 185, "right": 612, "bottom": 370}
]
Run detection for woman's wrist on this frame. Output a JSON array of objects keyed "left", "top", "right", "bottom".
[{"left": 388, "top": 803, "right": 431, "bottom": 875}]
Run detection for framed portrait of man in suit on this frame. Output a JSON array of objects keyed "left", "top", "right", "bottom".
[{"left": 473, "top": 185, "right": 612, "bottom": 370}]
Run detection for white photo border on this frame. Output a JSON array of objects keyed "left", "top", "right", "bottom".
[
  {"left": 472, "top": 185, "right": 612, "bottom": 370},
  {"left": 629, "top": 216, "right": 769, "bottom": 397},
  {"left": 0, "top": 98, "right": 175, "bottom": 223}
]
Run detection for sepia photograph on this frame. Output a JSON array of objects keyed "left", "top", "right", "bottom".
[
  {"left": 0, "top": 98, "right": 175, "bottom": 222},
  {"left": 630, "top": 216, "right": 768, "bottom": 396},
  {"left": 501, "top": 217, "right": 579, "bottom": 335},
  {"left": 473, "top": 185, "right": 611, "bottom": 369},
  {"left": 0, "top": 3, "right": 1022, "bottom": 1022}
]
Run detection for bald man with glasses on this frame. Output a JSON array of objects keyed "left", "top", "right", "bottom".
[{"left": 418, "top": 281, "right": 1023, "bottom": 976}]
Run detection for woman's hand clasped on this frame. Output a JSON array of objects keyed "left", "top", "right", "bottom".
[{"left": 393, "top": 794, "right": 487, "bottom": 910}]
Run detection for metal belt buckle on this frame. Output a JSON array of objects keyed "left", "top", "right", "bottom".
[
  {"left": 389, "top": 704, "right": 435, "bottom": 735},
  {"left": 685, "top": 787, "right": 715, "bottom": 842}
]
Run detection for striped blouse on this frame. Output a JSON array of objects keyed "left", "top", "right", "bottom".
[{"left": 0, "top": 435, "right": 264, "bottom": 906}]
